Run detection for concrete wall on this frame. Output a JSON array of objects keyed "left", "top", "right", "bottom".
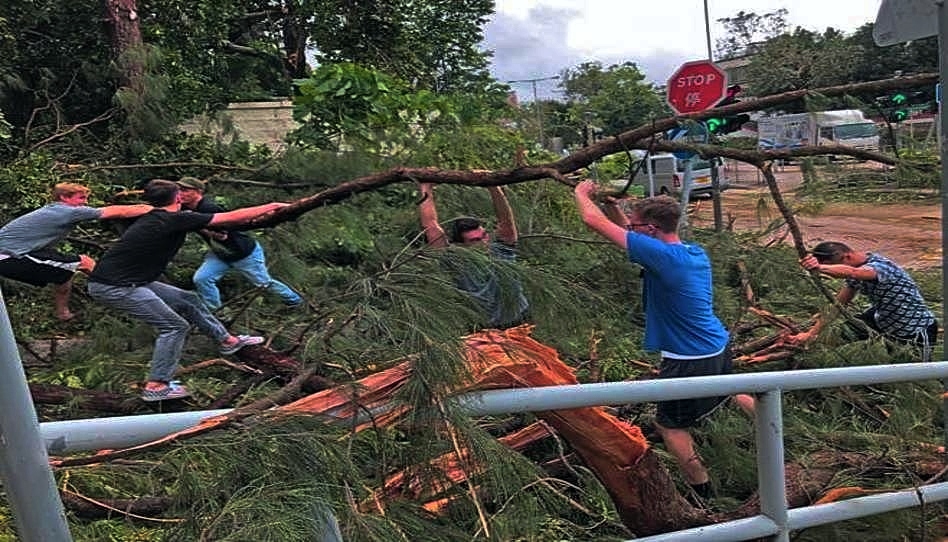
[{"left": 181, "top": 100, "right": 298, "bottom": 151}]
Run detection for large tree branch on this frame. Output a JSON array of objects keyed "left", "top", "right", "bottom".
[
  {"left": 242, "top": 74, "right": 926, "bottom": 228},
  {"left": 555, "top": 73, "right": 936, "bottom": 173}
]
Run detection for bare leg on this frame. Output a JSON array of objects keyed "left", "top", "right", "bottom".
[
  {"left": 53, "top": 280, "right": 75, "bottom": 321},
  {"left": 655, "top": 423, "right": 708, "bottom": 485}
]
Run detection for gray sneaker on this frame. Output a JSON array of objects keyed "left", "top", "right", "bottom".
[
  {"left": 220, "top": 334, "right": 264, "bottom": 355},
  {"left": 141, "top": 381, "right": 190, "bottom": 402}
]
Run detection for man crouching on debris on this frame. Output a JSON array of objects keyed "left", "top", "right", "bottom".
[
  {"left": 573, "top": 180, "right": 754, "bottom": 501},
  {"left": 786, "top": 241, "right": 937, "bottom": 361}
]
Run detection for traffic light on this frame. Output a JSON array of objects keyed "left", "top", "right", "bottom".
[
  {"left": 706, "top": 114, "right": 750, "bottom": 134},
  {"left": 889, "top": 92, "right": 908, "bottom": 123},
  {"left": 706, "top": 85, "right": 750, "bottom": 135}
]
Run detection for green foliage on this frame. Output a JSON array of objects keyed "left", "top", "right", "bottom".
[
  {"left": 746, "top": 28, "right": 842, "bottom": 96},
  {"left": 408, "top": 122, "right": 525, "bottom": 170},
  {"left": 0, "top": 153, "right": 58, "bottom": 219},
  {"left": 715, "top": 9, "right": 788, "bottom": 59},
  {"left": 558, "top": 61, "right": 666, "bottom": 140},
  {"left": 309, "top": 0, "right": 496, "bottom": 93},
  {"left": 795, "top": 161, "right": 939, "bottom": 204},
  {"left": 594, "top": 153, "right": 633, "bottom": 181},
  {"left": 0, "top": 0, "right": 499, "bottom": 160},
  {"left": 292, "top": 63, "right": 458, "bottom": 151},
  {"left": 739, "top": 19, "right": 938, "bottom": 109}
]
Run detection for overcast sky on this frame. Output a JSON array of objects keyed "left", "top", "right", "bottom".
[{"left": 485, "top": 0, "right": 885, "bottom": 100}]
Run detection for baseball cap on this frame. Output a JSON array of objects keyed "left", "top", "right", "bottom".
[{"left": 177, "top": 177, "right": 207, "bottom": 191}]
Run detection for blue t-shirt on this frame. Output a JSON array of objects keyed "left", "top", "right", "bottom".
[
  {"left": 846, "top": 253, "right": 935, "bottom": 340},
  {"left": 626, "top": 231, "right": 729, "bottom": 356},
  {"left": 0, "top": 203, "right": 102, "bottom": 256}
]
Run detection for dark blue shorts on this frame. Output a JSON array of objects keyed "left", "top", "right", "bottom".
[{"left": 655, "top": 348, "right": 732, "bottom": 429}]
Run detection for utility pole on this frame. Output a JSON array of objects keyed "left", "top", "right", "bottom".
[
  {"left": 703, "top": 0, "right": 714, "bottom": 61},
  {"left": 507, "top": 75, "right": 560, "bottom": 148},
  {"left": 702, "top": 0, "right": 725, "bottom": 231}
]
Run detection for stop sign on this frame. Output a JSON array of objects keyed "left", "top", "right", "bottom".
[{"left": 666, "top": 60, "right": 728, "bottom": 115}]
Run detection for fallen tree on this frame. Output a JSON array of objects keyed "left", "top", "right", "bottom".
[{"left": 48, "top": 326, "right": 947, "bottom": 536}]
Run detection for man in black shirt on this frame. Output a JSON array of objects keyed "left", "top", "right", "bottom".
[
  {"left": 176, "top": 177, "right": 302, "bottom": 310},
  {"left": 88, "top": 179, "right": 289, "bottom": 401}
]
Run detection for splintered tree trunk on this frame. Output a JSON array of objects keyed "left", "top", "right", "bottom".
[
  {"left": 458, "top": 327, "right": 706, "bottom": 535},
  {"left": 104, "top": 0, "right": 143, "bottom": 90},
  {"left": 67, "top": 327, "right": 703, "bottom": 534}
]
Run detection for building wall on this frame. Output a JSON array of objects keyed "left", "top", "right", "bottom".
[{"left": 180, "top": 100, "right": 298, "bottom": 151}]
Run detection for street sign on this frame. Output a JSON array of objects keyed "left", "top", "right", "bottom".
[
  {"left": 873, "top": 0, "right": 937, "bottom": 46},
  {"left": 668, "top": 123, "right": 709, "bottom": 160},
  {"left": 666, "top": 60, "right": 728, "bottom": 115}
]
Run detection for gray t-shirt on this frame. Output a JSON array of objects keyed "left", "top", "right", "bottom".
[
  {"left": 0, "top": 203, "right": 102, "bottom": 256},
  {"left": 455, "top": 241, "right": 530, "bottom": 328}
]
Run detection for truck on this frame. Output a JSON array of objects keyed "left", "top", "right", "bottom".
[{"left": 757, "top": 109, "right": 879, "bottom": 154}]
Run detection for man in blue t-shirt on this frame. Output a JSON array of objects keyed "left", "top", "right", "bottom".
[
  {"left": 0, "top": 183, "right": 152, "bottom": 320},
  {"left": 574, "top": 180, "right": 754, "bottom": 500},
  {"left": 787, "top": 241, "right": 937, "bottom": 361},
  {"left": 418, "top": 182, "right": 529, "bottom": 329}
]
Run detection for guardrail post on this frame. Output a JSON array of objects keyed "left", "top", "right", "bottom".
[
  {"left": 0, "top": 290, "right": 71, "bottom": 541},
  {"left": 755, "top": 389, "right": 788, "bottom": 542}
]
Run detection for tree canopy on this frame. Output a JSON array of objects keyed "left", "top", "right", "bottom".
[{"left": 557, "top": 61, "right": 666, "bottom": 141}]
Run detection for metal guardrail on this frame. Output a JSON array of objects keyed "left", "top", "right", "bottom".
[
  {"left": 458, "top": 363, "right": 948, "bottom": 542},
  {"left": 29, "top": 361, "right": 948, "bottom": 541}
]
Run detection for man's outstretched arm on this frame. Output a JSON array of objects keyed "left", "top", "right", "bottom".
[
  {"left": 489, "top": 186, "right": 517, "bottom": 245},
  {"left": 208, "top": 202, "right": 289, "bottom": 227},
  {"left": 574, "top": 180, "right": 628, "bottom": 249},
  {"left": 98, "top": 204, "right": 153, "bottom": 219},
  {"left": 418, "top": 183, "right": 448, "bottom": 248}
]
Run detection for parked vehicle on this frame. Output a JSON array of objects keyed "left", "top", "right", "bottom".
[
  {"left": 757, "top": 109, "right": 879, "bottom": 153},
  {"left": 613, "top": 153, "right": 728, "bottom": 198}
]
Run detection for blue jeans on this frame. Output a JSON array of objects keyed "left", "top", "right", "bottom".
[
  {"left": 193, "top": 242, "right": 302, "bottom": 310},
  {"left": 88, "top": 281, "right": 230, "bottom": 382}
]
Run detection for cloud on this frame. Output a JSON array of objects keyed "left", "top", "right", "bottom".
[
  {"left": 483, "top": 8, "right": 692, "bottom": 100},
  {"left": 483, "top": 0, "right": 884, "bottom": 100},
  {"left": 483, "top": 6, "right": 583, "bottom": 99}
]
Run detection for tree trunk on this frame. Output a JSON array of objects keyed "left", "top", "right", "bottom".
[
  {"left": 103, "top": 0, "right": 143, "bottom": 89},
  {"left": 282, "top": 5, "right": 310, "bottom": 79}
]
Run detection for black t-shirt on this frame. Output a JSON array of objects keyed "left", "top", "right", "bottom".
[
  {"left": 195, "top": 197, "right": 257, "bottom": 262},
  {"left": 89, "top": 209, "right": 213, "bottom": 286}
]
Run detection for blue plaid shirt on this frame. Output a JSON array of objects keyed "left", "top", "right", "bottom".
[{"left": 846, "top": 253, "right": 935, "bottom": 340}]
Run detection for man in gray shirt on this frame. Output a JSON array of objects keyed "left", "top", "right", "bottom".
[
  {"left": 0, "top": 182, "right": 151, "bottom": 320},
  {"left": 418, "top": 182, "right": 529, "bottom": 329}
]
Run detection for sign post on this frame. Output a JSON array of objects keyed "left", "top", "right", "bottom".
[
  {"left": 666, "top": 60, "right": 726, "bottom": 233},
  {"left": 668, "top": 123, "right": 710, "bottom": 231}
]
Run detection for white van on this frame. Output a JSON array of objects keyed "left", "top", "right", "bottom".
[{"left": 622, "top": 154, "right": 729, "bottom": 198}]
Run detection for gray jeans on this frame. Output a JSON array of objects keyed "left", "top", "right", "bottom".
[{"left": 88, "top": 281, "right": 230, "bottom": 382}]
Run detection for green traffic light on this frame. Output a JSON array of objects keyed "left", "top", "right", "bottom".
[
  {"left": 706, "top": 117, "right": 724, "bottom": 133},
  {"left": 892, "top": 93, "right": 907, "bottom": 105},
  {"left": 894, "top": 110, "right": 908, "bottom": 121}
]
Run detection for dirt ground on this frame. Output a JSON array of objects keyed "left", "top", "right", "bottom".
[{"left": 689, "top": 161, "right": 943, "bottom": 270}]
